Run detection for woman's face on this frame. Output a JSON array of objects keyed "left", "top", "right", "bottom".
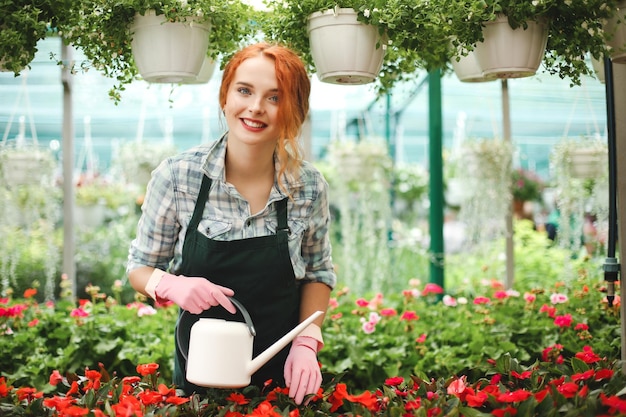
[{"left": 223, "top": 54, "right": 280, "bottom": 148}]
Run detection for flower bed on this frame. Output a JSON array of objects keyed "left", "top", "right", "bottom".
[{"left": 1, "top": 255, "right": 624, "bottom": 415}]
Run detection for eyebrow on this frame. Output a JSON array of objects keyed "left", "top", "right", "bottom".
[{"left": 235, "top": 81, "right": 279, "bottom": 93}]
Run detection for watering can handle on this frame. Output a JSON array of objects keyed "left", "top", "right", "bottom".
[{"left": 178, "top": 296, "right": 256, "bottom": 336}]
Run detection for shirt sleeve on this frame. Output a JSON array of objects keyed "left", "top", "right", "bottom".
[
  {"left": 126, "top": 159, "right": 180, "bottom": 274},
  {"left": 300, "top": 173, "right": 337, "bottom": 289}
]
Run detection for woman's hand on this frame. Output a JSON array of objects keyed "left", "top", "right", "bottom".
[
  {"left": 284, "top": 336, "right": 321, "bottom": 405},
  {"left": 155, "top": 274, "right": 236, "bottom": 314}
]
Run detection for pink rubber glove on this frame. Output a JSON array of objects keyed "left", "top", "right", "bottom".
[
  {"left": 155, "top": 273, "right": 236, "bottom": 315},
  {"left": 284, "top": 336, "right": 321, "bottom": 405}
]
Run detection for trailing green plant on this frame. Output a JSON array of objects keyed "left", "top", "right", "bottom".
[
  {"left": 511, "top": 167, "right": 544, "bottom": 202},
  {"left": 442, "top": 0, "right": 621, "bottom": 85},
  {"left": 62, "top": 0, "right": 258, "bottom": 102},
  {"left": 259, "top": 0, "right": 453, "bottom": 95},
  {"left": 0, "top": 0, "right": 73, "bottom": 74}
]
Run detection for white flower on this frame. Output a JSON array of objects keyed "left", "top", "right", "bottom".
[{"left": 363, "top": 9, "right": 370, "bottom": 18}]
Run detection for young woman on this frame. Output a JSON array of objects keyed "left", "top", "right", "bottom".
[{"left": 127, "top": 43, "right": 336, "bottom": 405}]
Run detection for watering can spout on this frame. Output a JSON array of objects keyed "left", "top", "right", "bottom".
[{"left": 248, "top": 310, "right": 324, "bottom": 375}]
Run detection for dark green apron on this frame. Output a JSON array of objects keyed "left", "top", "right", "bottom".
[{"left": 174, "top": 174, "right": 300, "bottom": 394}]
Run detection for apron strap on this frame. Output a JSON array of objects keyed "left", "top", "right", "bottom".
[
  {"left": 186, "top": 175, "right": 212, "bottom": 237},
  {"left": 276, "top": 197, "right": 289, "bottom": 236}
]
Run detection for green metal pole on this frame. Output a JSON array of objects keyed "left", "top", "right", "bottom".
[{"left": 428, "top": 69, "right": 444, "bottom": 289}]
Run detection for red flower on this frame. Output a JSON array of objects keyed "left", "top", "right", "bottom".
[
  {"left": 16, "top": 387, "right": 43, "bottom": 402},
  {"left": 249, "top": 400, "right": 282, "bottom": 416},
  {"left": 0, "top": 377, "right": 10, "bottom": 397},
  {"left": 380, "top": 308, "right": 397, "bottom": 317},
  {"left": 136, "top": 363, "right": 159, "bottom": 376},
  {"left": 466, "top": 390, "right": 488, "bottom": 407},
  {"left": 43, "top": 395, "right": 76, "bottom": 412},
  {"left": 575, "top": 345, "right": 602, "bottom": 364},
  {"left": 595, "top": 369, "right": 614, "bottom": 381},
  {"left": 385, "top": 377, "right": 404, "bottom": 386},
  {"left": 510, "top": 371, "right": 532, "bottom": 380},
  {"left": 355, "top": 298, "right": 369, "bottom": 307},
  {"left": 554, "top": 314, "right": 573, "bottom": 328},
  {"left": 557, "top": 382, "right": 579, "bottom": 398},
  {"left": 571, "top": 370, "right": 595, "bottom": 382},
  {"left": 23, "top": 288, "right": 37, "bottom": 298},
  {"left": 404, "top": 399, "right": 421, "bottom": 410},
  {"left": 473, "top": 296, "right": 491, "bottom": 305},
  {"left": 539, "top": 304, "right": 557, "bottom": 318},
  {"left": 422, "top": 283, "right": 444, "bottom": 296},
  {"left": 496, "top": 389, "right": 532, "bottom": 403},
  {"left": 57, "top": 405, "right": 89, "bottom": 416},
  {"left": 227, "top": 392, "right": 250, "bottom": 405},
  {"left": 447, "top": 376, "right": 467, "bottom": 397},
  {"left": 601, "top": 392, "right": 626, "bottom": 413},
  {"left": 493, "top": 406, "right": 518, "bottom": 417},
  {"left": 49, "top": 370, "right": 63, "bottom": 386},
  {"left": 400, "top": 311, "right": 419, "bottom": 321}
]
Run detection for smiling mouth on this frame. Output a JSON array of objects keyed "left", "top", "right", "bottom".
[{"left": 242, "top": 118, "right": 266, "bottom": 128}]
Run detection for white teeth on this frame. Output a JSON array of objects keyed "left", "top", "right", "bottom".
[{"left": 243, "top": 119, "right": 264, "bottom": 128}]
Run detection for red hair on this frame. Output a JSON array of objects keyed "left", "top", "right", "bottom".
[{"left": 219, "top": 43, "right": 311, "bottom": 188}]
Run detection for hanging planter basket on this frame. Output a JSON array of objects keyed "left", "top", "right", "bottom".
[
  {"left": 130, "top": 10, "right": 211, "bottom": 83},
  {"left": 473, "top": 15, "right": 548, "bottom": 79},
  {"left": 307, "top": 7, "right": 385, "bottom": 85},
  {"left": 591, "top": 55, "right": 605, "bottom": 83},
  {"left": 568, "top": 147, "right": 607, "bottom": 179},
  {"left": 0, "top": 147, "right": 55, "bottom": 187},
  {"left": 452, "top": 50, "right": 498, "bottom": 83},
  {"left": 187, "top": 56, "right": 217, "bottom": 84},
  {"left": 604, "top": 0, "right": 626, "bottom": 64}
]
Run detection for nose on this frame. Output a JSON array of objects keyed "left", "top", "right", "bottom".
[{"left": 248, "top": 97, "right": 264, "bottom": 114}]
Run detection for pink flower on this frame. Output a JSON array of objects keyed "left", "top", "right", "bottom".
[
  {"left": 416, "top": 333, "right": 427, "bottom": 343},
  {"left": 550, "top": 293, "right": 568, "bottom": 304},
  {"left": 523, "top": 292, "right": 536, "bottom": 303},
  {"left": 137, "top": 305, "right": 157, "bottom": 317},
  {"left": 422, "top": 283, "right": 444, "bottom": 296},
  {"left": 442, "top": 295, "right": 457, "bottom": 306},
  {"left": 70, "top": 308, "right": 89, "bottom": 318},
  {"left": 355, "top": 298, "right": 369, "bottom": 307},
  {"left": 367, "top": 312, "right": 381, "bottom": 325},
  {"left": 328, "top": 298, "right": 339, "bottom": 309},
  {"left": 380, "top": 308, "right": 397, "bottom": 317},
  {"left": 575, "top": 323, "right": 589, "bottom": 331},
  {"left": 473, "top": 296, "right": 491, "bottom": 305},
  {"left": 494, "top": 291, "right": 508, "bottom": 299},
  {"left": 447, "top": 376, "right": 467, "bottom": 397},
  {"left": 361, "top": 321, "right": 376, "bottom": 334}
]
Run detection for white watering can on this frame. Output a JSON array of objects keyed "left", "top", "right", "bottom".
[{"left": 179, "top": 297, "right": 323, "bottom": 388}]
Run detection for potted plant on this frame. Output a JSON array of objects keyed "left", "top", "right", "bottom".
[
  {"left": 444, "top": 0, "right": 620, "bottom": 85},
  {"left": 0, "top": 0, "right": 73, "bottom": 74},
  {"left": 62, "top": 0, "right": 257, "bottom": 102},
  {"left": 259, "top": 0, "right": 453, "bottom": 94}
]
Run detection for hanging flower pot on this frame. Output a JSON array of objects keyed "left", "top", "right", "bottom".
[
  {"left": 604, "top": 0, "right": 626, "bottom": 64},
  {"left": 568, "top": 147, "right": 607, "bottom": 179},
  {"left": 307, "top": 7, "right": 385, "bottom": 85},
  {"left": 473, "top": 15, "right": 548, "bottom": 79},
  {"left": 590, "top": 55, "right": 605, "bottom": 83},
  {"left": 186, "top": 56, "right": 217, "bottom": 84},
  {"left": 130, "top": 10, "right": 211, "bottom": 83},
  {"left": 452, "top": 49, "right": 497, "bottom": 83}
]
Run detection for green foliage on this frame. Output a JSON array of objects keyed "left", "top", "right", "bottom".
[
  {"left": 62, "top": 0, "right": 257, "bottom": 102},
  {"left": 442, "top": 0, "right": 621, "bottom": 85},
  {"left": 0, "top": 294, "right": 177, "bottom": 390},
  {"left": 259, "top": 0, "right": 453, "bottom": 95}
]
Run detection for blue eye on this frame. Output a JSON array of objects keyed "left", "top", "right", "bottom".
[
  {"left": 237, "top": 87, "right": 251, "bottom": 95},
  {"left": 269, "top": 95, "right": 279, "bottom": 103}
]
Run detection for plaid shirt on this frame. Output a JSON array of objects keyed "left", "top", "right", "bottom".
[{"left": 127, "top": 134, "right": 336, "bottom": 288}]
